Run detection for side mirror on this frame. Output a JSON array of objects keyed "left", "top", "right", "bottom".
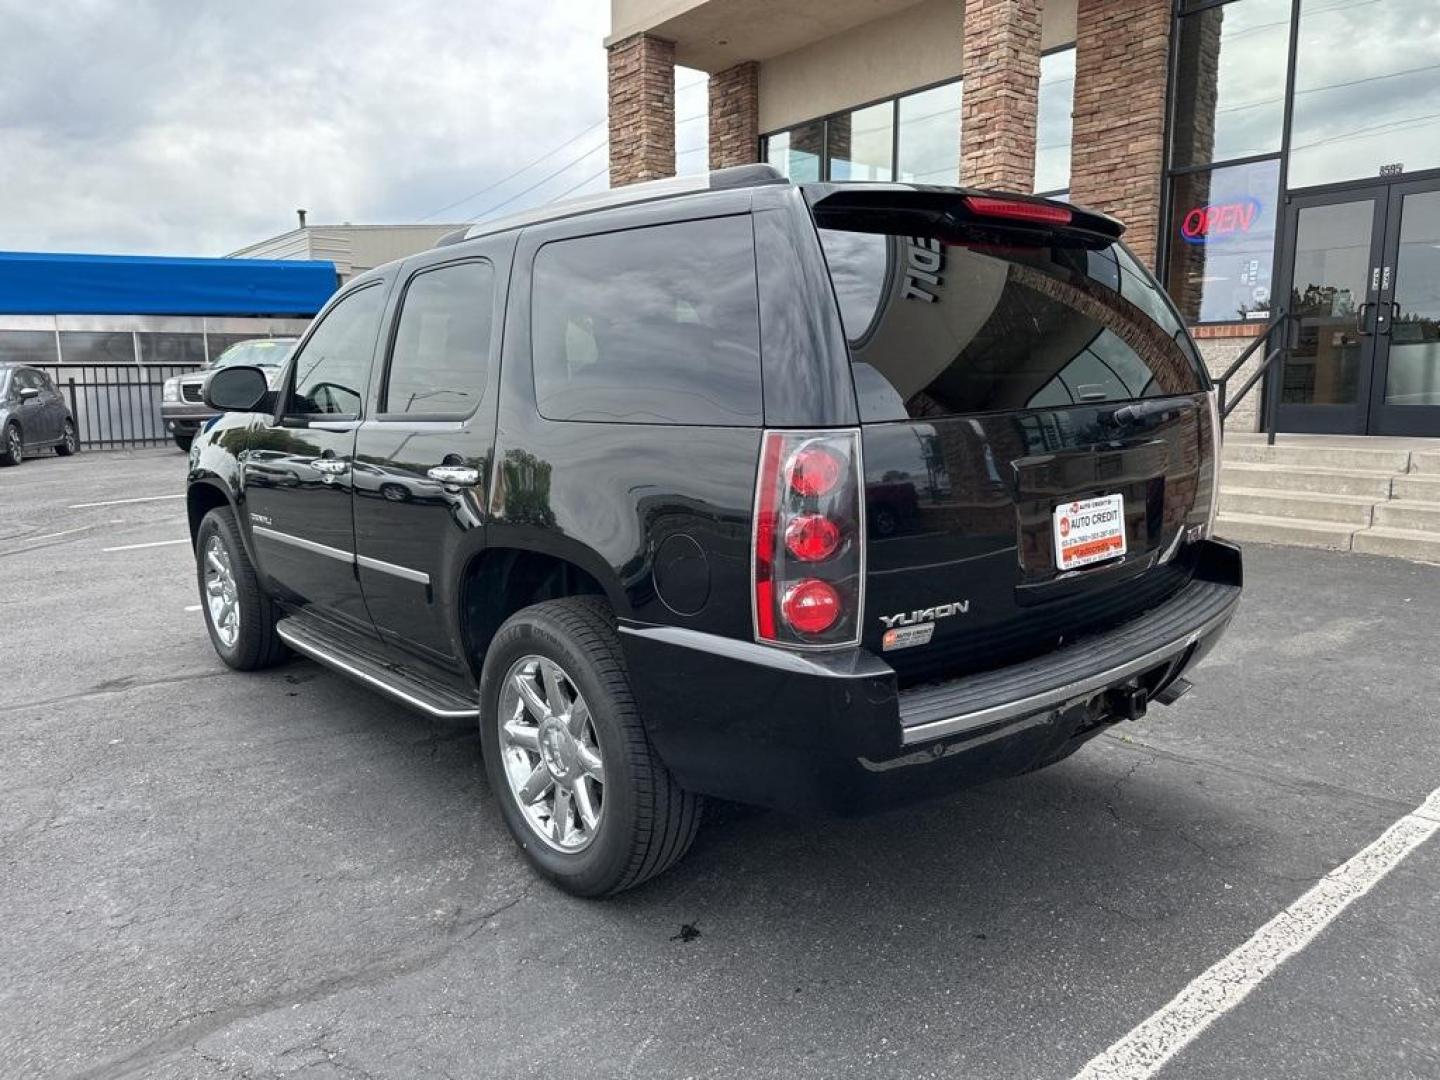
[
  {"left": 18, "top": 386, "right": 40, "bottom": 401},
  {"left": 204, "top": 366, "right": 270, "bottom": 412}
]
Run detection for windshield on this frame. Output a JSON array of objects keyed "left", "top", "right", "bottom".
[{"left": 210, "top": 339, "right": 296, "bottom": 369}]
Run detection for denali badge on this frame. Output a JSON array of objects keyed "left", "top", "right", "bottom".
[{"left": 878, "top": 601, "right": 969, "bottom": 629}]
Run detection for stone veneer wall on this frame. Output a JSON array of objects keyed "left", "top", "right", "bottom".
[
  {"left": 708, "top": 62, "right": 760, "bottom": 170},
  {"left": 1196, "top": 328, "right": 1266, "bottom": 433},
  {"left": 1069, "top": 0, "right": 1171, "bottom": 269},
  {"left": 608, "top": 33, "right": 676, "bottom": 187},
  {"left": 959, "top": 0, "right": 1043, "bottom": 190}
]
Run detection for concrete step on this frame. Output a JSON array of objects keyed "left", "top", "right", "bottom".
[
  {"left": 1220, "top": 462, "right": 1394, "bottom": 499},
  {"left": 1215, "top": 512, "right": 1355, "bottom": 551},
  {"left": 1224, "top": 441, "right": 1413, "bottom": 473},
  {"left": 1409, "top": 448, "right": 1440, "bottom": 474},
  {"left": 1372, "top": 501, "right": 1440, "bottom": 533},
  {"left": 1351, "top": 526, "right": 1440, "bottom": 565},
  {"left": 1219, "top": 487, "right": 1375, "bottom": 525},
  {"left": 1392, "top": 473, "right": 1440, "bottom": 501}
]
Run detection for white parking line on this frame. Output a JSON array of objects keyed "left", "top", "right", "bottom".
[
  {"left": 102, "top": 538, "right": 189, "bottom": 553},
  {"left": 69, "top": 493, "right": 184, "bottom": 510},
  {"left": 1072, "top": 786, "right": 1440, "bottom": 1080},
  {"left": 184, "top": 605, "right": 201, "bottom": 612}
]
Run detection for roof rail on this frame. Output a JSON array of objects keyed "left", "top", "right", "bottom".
[{"left": 435, "top": 164, "right": 786, "bottom": 247}]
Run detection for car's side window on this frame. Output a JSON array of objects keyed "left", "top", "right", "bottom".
[
  {"left": 382, "top": 260, "right": 495, "bottom": 419},
  {"left": 530, "top": 215, "right": 763, "bottom": 426},
  {"left": 288, "top": 284, "right": 388, "bottom": 419}
]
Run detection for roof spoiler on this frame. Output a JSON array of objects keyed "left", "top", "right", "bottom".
[{"left": 805, "top": 184, "right": 1124, "bottom": 248}]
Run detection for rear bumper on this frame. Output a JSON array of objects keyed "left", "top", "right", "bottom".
[{"left": 619, "top": 539, "right": 1241, "bottom": 814}]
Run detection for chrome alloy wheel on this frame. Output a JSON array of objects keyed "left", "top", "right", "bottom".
[
  {"left": 203, "top": 535, "right": 241, "bottom": 648},
  {"left": 498, "top": 655, "right": 605, "bottom": 852},
  {"left": 6, "top": 426, "right": 20, "bottom": 462}
]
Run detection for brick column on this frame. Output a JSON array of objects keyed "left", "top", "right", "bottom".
[
  {"left": 608, "top": 33, "right": 676, "bottom": 187},
  {"left": 960, "top": 0, "right": 1043, "bottom": 190},
  {"left": 1069, "top": 0, "right": 1172, "bottom": 269},
  {"left": 708, "top": 61, "right": 759, "bottom": 170}
]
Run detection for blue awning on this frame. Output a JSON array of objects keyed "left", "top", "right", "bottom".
[{"left": 0, "top": 251, "right": 339, "bottom": 317}]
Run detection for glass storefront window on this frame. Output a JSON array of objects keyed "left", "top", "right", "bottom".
[
  {"left": 58, "top": 331, "right": 136, "bottom": 365},
  {"left": 1289, "top": 0, "right": 1440, "bottom": 188},
  {"left": 765, "top": 122, "right": 823, "bottom": 181},
  {"left": 1166, "top": 158, "right": 1281, "bottom": 323},
  {"left": 0, "top": 330, "right": 59, "bottom": 365},
  {"left": 1172, "top": 0, "right": 1290, "bottom": 169},
  {"left": 1035, "top": 48, "right": 1074, "bottom": 194},
  {"left": 828, "top": 102, "right": 894, "bottom": 182},
  {"left": 137, "top": 333, "right": 206, "bottom": 366},
  {"left": 896, "top": 82, "right": 962, "bottom": 184}
]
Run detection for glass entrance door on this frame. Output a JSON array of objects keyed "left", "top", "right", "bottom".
[
  {"left": 1371, "top": 180, "right": 1440, "bottom": 436},
  {"left": 1275, "top": 190, "right": 1387, "bottom": 434},
  {"left": 1276, "top": 178, "right": 1440, "bottom": 437}
]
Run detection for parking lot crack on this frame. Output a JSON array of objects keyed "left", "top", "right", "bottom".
[
  {"left": 0, "top": 669, "right": 229, "bottom": 716},
  {"left": 65, "top": 883, "right": 536, "bottom": 1080}
]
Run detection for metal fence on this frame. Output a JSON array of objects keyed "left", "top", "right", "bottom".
[{"left": 34, "top": 363, "right": 201, "bottom": 450}]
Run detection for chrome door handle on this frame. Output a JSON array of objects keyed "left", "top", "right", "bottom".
[
  {"left": 313, "top": 459, "right": 349, "bottom": 475},
  {"left": 427, "top": 465, "right": 480, "bottom": 486}
]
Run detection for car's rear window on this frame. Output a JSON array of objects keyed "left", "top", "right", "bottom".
[{"left": 816, "top": 222, "right": 1206, "bottom": 422}]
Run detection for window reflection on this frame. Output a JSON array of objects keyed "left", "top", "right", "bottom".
[
  {"left": 828, "top": 102, "right": 894, "bottom": 182},
  {"left": 897, "top": 82, "right": 963, "bottom": 184},
  {"left": 1290, "top": 0, "right": 1440, "bottom": 187},
  {"left": 1035, "top": 48, "right": 1075, "bottom": 194},
  {"left": 1172, "top": 0, "right": 1290, "bottom": 168},
  {"left": 765, "top": 123, "right": 823, "bottom": 181},
  {"left": 1386, "top": 190, "right": 1440, "bottom": 406}
]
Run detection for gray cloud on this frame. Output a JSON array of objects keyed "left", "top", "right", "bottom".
[{"left": 0, "top": 0, "right": 702, "bottom": 256}]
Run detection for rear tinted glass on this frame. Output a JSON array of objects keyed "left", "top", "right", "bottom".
[
  {"left": 817, "top": 224, "right": 1206, "bottom": 422},
  {"left": 531, "top": 216, "right": 763, "bottom": 426}
]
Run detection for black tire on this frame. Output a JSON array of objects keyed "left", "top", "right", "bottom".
[
  {"left": 0, "top": 423, "right": 21, "bottom": 467},
  {"left": 55, "top": 419, "right": 78, "bottom": 456},
  {"left": 173, "top": 433, "right": 194, "bottom": 452},
  {"left": 195, "top": 506, "right": 288, "bottom": 671},
  {"left": 479, "top": 596, "right": 701, "bottom": 897}
]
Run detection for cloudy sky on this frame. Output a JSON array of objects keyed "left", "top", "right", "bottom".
[{"left": 0, "top": 1, "right": 708, "bottom": 257}]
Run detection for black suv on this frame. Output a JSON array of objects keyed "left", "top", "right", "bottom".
[{"left": 186, "top": 166, "right": 1241, "bottom": 896}]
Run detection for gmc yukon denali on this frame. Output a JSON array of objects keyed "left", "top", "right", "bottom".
[{"left": 185, "top": 166, "right": 1242, "bottom": 896}]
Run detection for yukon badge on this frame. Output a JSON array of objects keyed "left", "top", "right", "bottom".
[{"left": 879, "top": 601, "right": 969, "bottom": 651}]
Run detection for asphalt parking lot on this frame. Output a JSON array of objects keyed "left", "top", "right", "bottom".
[{"left": 3, "top": 446, "right": 1439, "bottom": 1080}]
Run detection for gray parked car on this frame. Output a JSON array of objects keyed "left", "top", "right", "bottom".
[
  {"left": 162, "top": 338, "right": 297, "bottom": 451},
  {"left": 0, "top": 363, "right": 79, "bottom": 466}
]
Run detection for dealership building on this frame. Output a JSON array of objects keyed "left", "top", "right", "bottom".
[{"left": 604, "top": 0, "right": 1440, "bottom": 440}]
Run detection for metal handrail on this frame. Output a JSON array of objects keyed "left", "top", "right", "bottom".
[{"left": 1211, "top": 310, "right": 1295, "bottom": 446}]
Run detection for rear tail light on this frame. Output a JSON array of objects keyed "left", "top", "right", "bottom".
[
  {"left": 963, "top": 195, "right": 1072, "bottom": 226},
  {"left": 752, "top": 429, "right": 864, "bottom": 648}
]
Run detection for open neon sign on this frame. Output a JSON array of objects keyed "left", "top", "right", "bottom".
[{"left": 1179, "top": 197, "right": 1263, "bottom": 244}]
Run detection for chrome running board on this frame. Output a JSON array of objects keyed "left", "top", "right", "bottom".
[{"left": 276, "top": 619, "right": 479, "bottom": 720}]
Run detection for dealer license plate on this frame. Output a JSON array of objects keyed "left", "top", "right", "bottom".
[{"left": 1053, "top": 494, "right": 1127, "bottom": 571}]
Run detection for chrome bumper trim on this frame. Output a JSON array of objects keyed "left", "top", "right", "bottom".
[{"left": 899, "top": 598, "right": 1238, "bottom": 746}]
